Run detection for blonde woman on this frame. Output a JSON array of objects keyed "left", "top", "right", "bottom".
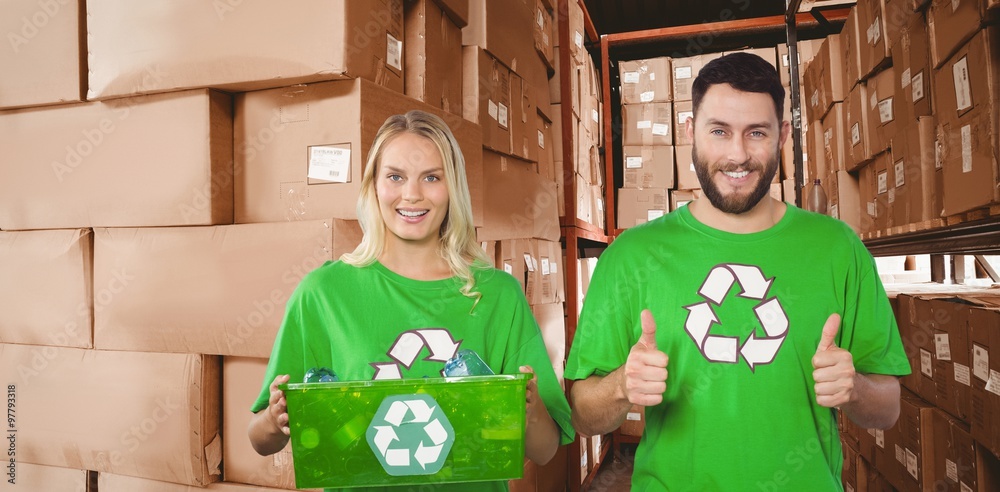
[{"left": 249, "top": 110, "right": 573, "bottom": 491}]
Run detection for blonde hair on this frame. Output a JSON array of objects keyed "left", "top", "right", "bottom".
[{"left": 342, "top": 110, "right": 490, "bottom": 299}]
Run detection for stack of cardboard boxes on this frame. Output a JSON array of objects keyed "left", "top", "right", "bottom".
[{"left": 0, "top": 0, "right": 573, "bottom": 491}]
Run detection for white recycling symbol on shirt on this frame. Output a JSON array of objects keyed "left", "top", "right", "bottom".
[
  {"left": 366, "top": 394, "right": 455, "bottom": 476},
  {"left": 683, "top": 263, "right": 788, "bottom": 371},
  {"left": 371, "top": 329, "right": 460, "bottom": 380}
]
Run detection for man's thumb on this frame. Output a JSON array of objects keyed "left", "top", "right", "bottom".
[
  {"left": 639, "top": 309, "right": 657, "bottom": 349},
  {"left": 816, "top": 313, "right": 842, "bottom": 352}
]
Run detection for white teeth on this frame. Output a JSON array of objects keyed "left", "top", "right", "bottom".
[
  {"left": 398, "top": 209, "right": 428, "bottom": 218},
  {"left": 724, "top": 170, "right": 749, "bottom": 179}
]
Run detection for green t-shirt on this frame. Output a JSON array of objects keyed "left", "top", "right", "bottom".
[
  {"left": 253, "top": 260, "right": 574, "bottom": 492},
  {"left": 565, "top": 204, "right": 911, "bottom": 491}
]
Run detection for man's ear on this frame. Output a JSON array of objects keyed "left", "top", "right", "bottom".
[
  {"left": 685, "top": 116, "right": 694, "bottom": 141},
  {"left": 779, "top": 120, "right": 791, "bottom": 148}
]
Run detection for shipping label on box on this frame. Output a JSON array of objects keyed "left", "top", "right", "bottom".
[
  {"left": 622, "top": 145, "right": 675, "bottom": 189},
  {"left": 620, "top": 57, "right": 672, "bottom": 105}
]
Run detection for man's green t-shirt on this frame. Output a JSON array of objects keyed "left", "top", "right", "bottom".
[
  {"left": 565, "top": 204, "right": 911, "bottom": 491},
  {"left": 253, "top": 261, "right": 574, "bottom": 492}
]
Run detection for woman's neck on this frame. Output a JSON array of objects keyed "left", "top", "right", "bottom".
[{"left": 379, "top": 241, "right": 453, "bottom": 281}]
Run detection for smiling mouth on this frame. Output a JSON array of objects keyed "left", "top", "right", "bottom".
[
  {"left": 397, "top": 209, "right": 428, "bottom": 218},
  {"left": 722, "top": 169, "right": 750, "bottom": 179}
]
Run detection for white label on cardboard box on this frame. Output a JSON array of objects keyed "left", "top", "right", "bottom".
[
  {"left": 488, "top": 100, "right": 498, "bottom": 120},
  {"left": 846, "top": 486, "right": 854, "bottom": 492},
  {"left": 675, "top": 66, "right": 692, "bottom": 80},
  {"left": 961, "top": 125, "right": 972, "bottom": 173},
  {"left": 541, "top": 257, "right": 551, "bottom": 275},
  {"left": 987, "top": 370, "right": 1000, "bottom": 396},
  {"left": 640, "top": 91, "right": 655, "bottom": 102},
  {"left": 637, "top": 120, "right": 652, "bottom": 129},
  {"left": 935, "top": 333, "right": 952, "bottom": 360},
  {"left": 782, "top": 53, "right": 790, "bottom": 67},
  {"left": 961, "top": 482, "right": 973, "bottom": 492},
  {"left": 524, "top": 254, "right": 535, "bottom": 272},
  {"left": 935, "top": 140, "right": 943, "bottom": 169},
  {"left": 894, "top": 160, "right": 905, "bottom": 187},
  {"left": 550, "top": 262, "right": 558, "bottom": 274},
  {"left": 953, "top": 56, "right": 972, "bottom": 112},
  {"left": 536, "top": 8, "right": 545, "bottom": 27},
  {"left": 906, "top": 448, "right": 918, "bottom": 479},
  {"left": 677, "top": 111, "right": 693, "bottom": 125},
  {"left": 623, "top": 71, "right": 640, "bottom": 84},
  {"left": 830, "top": 204, "right": 839, "bottom": 219},
  {"left": 851, "top": 123, "right": 861, "bottom": 145},
  {"left": 894, "top": 444, "right": 903, "bottom": 462},
  {"left": 825, "top": 128, "right": 832, "bottom": 146},
  {"left": 876, "top": 429, "right": 885, "bottom": 448},
  {"left": 952, "top": 0, "right": 961, "bottom": 11},
  {"left": 574, "top": 31, "right": 584, "bottom": 49},
  {"left": 307, "top": 146, "right": 351, "bottom": 183},
  {"left": 973, "top": 344, "right": 989, "bottom": 381},
  {"left": 498, "top": 103, "right": 509, "bottom": 128},
  {"left": 955, "top": 363, "right": 971, "bottom": 386},
  {"left": 811, "top": 89, "right": 819, "bottom": 108},
  {"left": 869, "top": 91, "right": 878, "bottom": 111},
  {"left": 901, "top": 68, "right": 911, "bottom": 88},
  {"left": 503, "top": 262, "right": 512, "bottom": 275},
  {"left": 878, "top": 98, "right": 894, "bottom": 123},
  {"left": 947, "top": 459, "right": 959, "bottom": 482},
  {"left": 867, "top": 23, "right": 875, "bottom": 43},
  {"left": 592, "top": 108, "right": 600, "bottom": 123},
  {"left": 542, "top": 31, "right": 549, "bottom": 46},
  {"left": 537, "top": 129, "right": 545, "bottom": 149},
  {"left": 626, "top": 156, "right": 643, "bottom": 169},
  {"left": 867, "top": 429, "right": 876, "bottom": 437},
  {"left": 877, "top": 171, "right": 888, "bottom": 194},
  {"left": 872, "top": 17, "right": 882, "bottom": 45},
  {"left": 651, "top": 123, "right": 669, "bottom": 136},
  {"left": 649, "top": 73, "right": 656, "bottom": 81},
  {"left": 867, "top": 201, "right": 875, "bottom": 216},
  {"left": 888, "top": 187, "right": 895, "bottom": 204},
  {"left": 647, "top": 209, "right": 665, "bottom": 221},
  {"left": 912, "top": 71, "right": 925, "bottom": 102},
  {"left": 626, "top": 412, "right": 641, "bottom": 421},
  {"left": 920, "top": 348, "right": 933, "bottom": 377},
  {"left": 386, "top": 34, "right": 403, "bottom": 72}
]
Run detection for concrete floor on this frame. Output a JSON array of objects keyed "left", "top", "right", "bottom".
[{"left": 584, "top": 444, "right": 636, "bottom": 492}]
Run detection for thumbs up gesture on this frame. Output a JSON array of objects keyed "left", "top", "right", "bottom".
[
  {"left": 621, "top": 309, "right": 669, "bottom": 406},
  {"left": 812, "top": 313, "right": 856, "bottom": 408}
]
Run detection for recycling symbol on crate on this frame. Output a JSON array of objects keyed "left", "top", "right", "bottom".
[
  {"left": 683, "top": 263, "right": 789, "bottom": 371},
  {"left": 366, "top": 394, "right": 455, "bottom": 476}
]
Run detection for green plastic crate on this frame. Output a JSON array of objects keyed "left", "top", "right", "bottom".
[{"left": 282, "top": 374, "right": 529, "bottom": 489}]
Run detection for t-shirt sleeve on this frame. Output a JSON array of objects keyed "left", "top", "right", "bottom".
[
  {"left": 841, "top": 241, "right": 912, "bottom": 377},
  {"left": 250, "top": 279, "right": 312, "bottom": 413},
  {"left": 564, "top": 241, "right": 636, "bottom": 381}
]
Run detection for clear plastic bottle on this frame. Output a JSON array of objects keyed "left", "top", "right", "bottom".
[
  {"left": 443, "top": 349, "right": 494, "bottom": 377},
  {"left": 808, "top": 178, "right": 828, "bottom": 215}
]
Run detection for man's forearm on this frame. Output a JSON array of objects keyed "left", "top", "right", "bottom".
[
  {"left": 570, "top": 370, "right": 634, "bottom": 437},
  {"left": 843, "top": 374, "right": 901, "bottom": 430}
]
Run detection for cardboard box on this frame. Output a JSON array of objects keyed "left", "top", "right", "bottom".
[
  {"left": 807, "top": 117, "right": 827, "bottom": 182},
  {"left": 844, "top": 80, "right": 872, "bottom": 171},
  {"left": 873, "top": 151, "right": 892, "bottom": 230},
  {"left": 532, "top": 302, "right": 566, "bottom": 385},
  {"left": 864, "top": 65, "right": 898, "bottom": 157},
  {"left": 619, "top": 57, "right": 672, "bottom": 105},
  {"left": 622, "top": 102, "right": 672, "bottom": 147},
  {"left": 537, "top": 109, "right": 556, "bottom": 181},
  {"left": 0, "top": 229, "right": 92, "bottom": 348},
  {"left": 405, "top": 0, "right": 464, "bottom": 116},
  {"left": 508, "top": 459, "right": 537, "bottom": 492},
  {"left": 99, "top": 473, "right": 322, "bottom": 492},
  {"left": 222, "top": 357, "right": 309, "bottom": 490},
  {"left": 93, "top": 220, "right": 362, "bottom": 357},
  {"left": 235, "top": 78, "right": 483, "bottom": 225},
  {"left": 0, "top": 89, "right": 233, "bottom": 231},
  {"left": 674, "top": 145, "right": 699, "bottom": 190},
  {"left": 87, "top": 0, "right": 403, "bottom": 99},
  {"left": 478, "top": 150, "right": 560, "bottom": 241},
  {"left": 553, "top": 0, "right": 586, "bottom": 66},
  {"left": 549, "top": 49, "right": 581, "bottom": 118},
  {"left": 841, "top": 439, "right": 859, "bottom": 492},
  {"left": 782, "top": 179, "right": 796, "bottom": 206},
  {"left": 617, "top": 188, "right": 667, "bottom": 229},
  {"left": 819, "top": 33, "right": 847, "bottom": 119},
  {"left": 893, "top": 6, "right": 934, "bottom": 121},
  {"left": 821, "top": 102, "right": 847, "bottom": 173},
  {"left": 0, "top": 0, "right": 84, "bottom": 109},
  {"left": 574, "top": 173, "right": 591, "bottom": 224},
  {"left": 672, "top": 53, "right": 722, "bottom": 101},
  {"left": 934, "top": 27, "right": 1000, "bottom": 216},
  {"left": 533, "top": 0, "right": 555, "bottom": 70},
  {"left": 777, "top": 39, "right": 823, "bottom": 86},
  {"left": 967, "top": 303, "right": 1000, "bottom": 458},
  {"left": 432, "top": 0, "right": 468, "bottom": 27},
  {"left": 858, "top": 0, "right": 893, "bottom": 80},
  {"left": 931, "top": 391, "right": 979, "bottom": 492},
  {"left": 842, "top": 7, "right": 864, "bottom": 89},
  {"left": 464, "top": 45, "right": 513, "bottom": 155},
  {"left": 622, "top": 145, "right": 674, "bottom": 189},
  {"left": 927, "top": 0, "right": 988, "bottom": 68},
  {"left": 895, "top": 391, "right": 937, "bottom": 491},
  {"left": 918, "top": 116, "right": 943, "bottom": 220},
  {"left": 890, "top": 125, "right": 920, "bottom": 228},
  {"left": 15, "top": 463, "right": 92, "bottom": 492},
  {"left": 463, "top": 0, "right": 545, "bottom": 89},
  {"left": 0, "top": 345, "right": 221, "bottom": 486},
  {"left": 620, "top": 405, "right": 645, "bottom": 437},
  {"left": 512, "top": 75, "right": 540, "bottom": 162},
  {"left": 827, "top": 169, "right": 862, "bottom": 233},
  {"left": 673, "top": 100, "right": 694, "bottom": 146},
  {"left": 590, "top": 184, "right": 606, "bottom": 230}
]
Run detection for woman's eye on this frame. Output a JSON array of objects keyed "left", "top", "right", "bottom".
[
  {"left": 387, "top": 174, "right": 402, "bottom": 182},
  {"left": 425, "top": 175, "right": 441, "bottom": 182}
]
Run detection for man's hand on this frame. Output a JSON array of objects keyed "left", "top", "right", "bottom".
[
  {"left": 266, "top": 374, "right": 291, "bottom": 435},
  {"left": 621, "top": 309, "right": 669, "bottom": 406},
  {"left": 812, "top": 314, "right": 855, "bottom": 408}
]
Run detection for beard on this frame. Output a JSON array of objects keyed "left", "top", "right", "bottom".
[{"left": 692, "top": 142, "right": 780, "bottom": 215}]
